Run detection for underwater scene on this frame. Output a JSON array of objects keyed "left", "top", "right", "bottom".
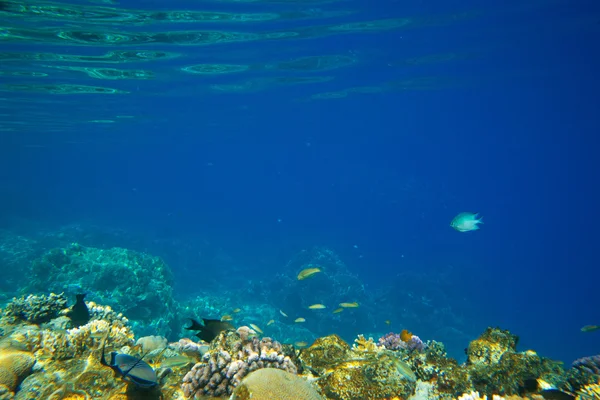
[{"left": 1, "top": 0, "right": 599, "bottom": 398}]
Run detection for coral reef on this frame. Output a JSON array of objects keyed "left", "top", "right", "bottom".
[
  {"left": 301, "top": 334, "right": 417, "bottom": 400},
  {"left": 466, "top": 327, "right": 518, "bottom": 366},
  {"left": 26, "top": 243, "right": 176, "bottom": 337},
  {"left": 231, "top": 368, "right": 324, "bottom": 400},
  {"left": 0, "top": 350, "right": 35, "bottom": 395},
  {"left": 0, "top": 289, "right": 597, "bottom": 400},
  {"left": 379, "top": 331, "right": 425, "bottom": 352},
  {"left": 3, "top": 294, "right": 67, "bottom": 325},
  {"left": 181, "top": 328, "right": 297, "bottom": 398}
]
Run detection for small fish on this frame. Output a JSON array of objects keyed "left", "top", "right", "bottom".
[
  {"left": 185, "top": 318, "right": 235, "bottom": 343},
  {"left": 332, "top": 308, "right": 344, "bottom": 314},
  {"left": 297, "top": 267, "right": 321, "bottom": 280},
  {"left": 385, "top": 320, "right": 391, "bottom": 325},
  {"left": 295, "top": 318, "right": 306, "bottom": 323},
  {"left": 308, "top": 304, "right": 326, "bottom": 309},
  {"left": 339, "top": 302, "right": 359, "bottom": 308},
  {"left": 221, "top": 315, "right": 233, "bottom": 322},
  {"left": 249, "top": 324, "right": 263, "bottom": 334},
  {"left": 68, "top": 294, "right": 90, "bottom": 328},
  {"left": 450, "top": 212, "right": 483, "bottom": 232},
  {"left": 232, "top": 308, "right": 241, "bottom": 313},
  {"left": 581, "top": 325, "right": 600, "bottom": 332},
  {"left": 160, "top": 355, "right": 193, "bottom": 369},
  {"left": 267, "top": 320, "right": 275, "bottom": 326},
  {"left": 295, "top": 341, "right": 308, "bottom": 347},
  {"left": 280, "top": 310, "right": 288, "bottom": 317}
]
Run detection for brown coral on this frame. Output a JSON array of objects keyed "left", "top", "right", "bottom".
[
  {"left": 231, "top": 368, "right": 324, "bottom": 400},
  {"left": 0, "top": 350, "right": 35, "bottom": 392}
]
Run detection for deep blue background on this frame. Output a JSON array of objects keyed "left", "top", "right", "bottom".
[{"left": 1, "top": 0, "right": 599, "bottom": 362}]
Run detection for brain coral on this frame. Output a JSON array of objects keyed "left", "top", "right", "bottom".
[
  {"left": 231, "top": 368, "right": 324, "bottom": 400},
  {"left": 0, "top": 350, "right": 35, "bottom": 393}
]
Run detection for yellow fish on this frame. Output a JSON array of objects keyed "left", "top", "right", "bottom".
[
  {"left": 581, "top": 325, "right": 600, "bottom": 332},
  {"left": 332, "top": 308, "right": 344, "bottom": 314},
  {"left": 220, "top": 315, "right": 233, "bottom": 322},
  {"left": 250, "top": 324, "right": 263, "bottom": 334},
  {"left": 385, "top": 320, "right": 391, "bottom": 325},
  {"left": 267, "top": 319, "right": 275, "bottom": 326},
  {"left": 295, "top": 341, "right": 308, "bottom": 347},
  {"left": 339, "top": 302, "right": 359, "bottom": 308},
  {"left": 280, "top": 310, "right": 288, "bottom": 317},
  {"left": 232, "top": 308, "right": 241, "bottom": 313},
  {"left": 297, "top": 267, "right": 321, "bottom": 280},
  {"left": 308, "top": 304, "right": 326, "bottom": 309},
  {"left": 295, "top": 318, "right": 306, "bottom": 323}
]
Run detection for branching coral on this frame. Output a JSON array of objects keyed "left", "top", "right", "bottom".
[
  {"left": 378, "top": 332, "right": 425, "bottom": 352},
  {"left": 181, "top": 327, "right": 297, "bottom": 398},
  {"left": 3, "top": 294, "right": 67, "bottom": 325}
]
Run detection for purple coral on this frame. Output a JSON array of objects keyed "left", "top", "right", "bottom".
[
  {"left": 573, "top": 355, "right": 600, "bottom": 375},
  {"left": 181, "top": 329, "right": 297, "bottom": 398},
  {"left": 378, "top": 332, "right": 425, "bottom": 352}
]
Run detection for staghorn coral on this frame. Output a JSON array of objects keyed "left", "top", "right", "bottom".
[
  {"left": 230, "top": 368, "right": 324, "bottom": 400},
  {"left": 353, "top": 335, "right": 380, "bottom": 353},
  {"left": 181, "top": 327, "right": 297, "bottom": 398},
  {"left": 3, "top": 294, "right": 67, "bottom": 325}
]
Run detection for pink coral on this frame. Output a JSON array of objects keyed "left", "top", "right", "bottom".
[{"left": 181, "top": 328, "right": 297, "bottom": 398}]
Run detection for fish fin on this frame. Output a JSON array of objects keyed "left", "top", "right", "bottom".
[
  {"left": 184, "top": 318, "right": 204, "bottom": 331},
  {"left": 100, "top": 331, "right": 110, "bottom": 366},
  {"left": 122, "top": 350, "right": 149, "bottom": 380}
]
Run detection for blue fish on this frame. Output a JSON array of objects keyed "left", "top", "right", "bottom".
[{"left": 100, "top": 335, "right": 158, "bottom": 388}]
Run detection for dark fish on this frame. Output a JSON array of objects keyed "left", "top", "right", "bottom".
[
  {"left": 100, "top": 334, "right": 157, "bottom": 388},
  {"left": 540, "top": 389, "right": 575, "bottom": 400},
  {"left": 67, "top": 294, "right": 90, "bottom": 327},
  {"left": 185, "top": 318, "right": 235, "bottom": 342}
]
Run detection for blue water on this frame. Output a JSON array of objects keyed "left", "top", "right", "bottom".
[{"left": 1, "top": 0, "right": 599, "bottom": 363}]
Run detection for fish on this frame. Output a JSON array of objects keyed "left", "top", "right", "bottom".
[
  {"left": 160, "top": 355, "right": 194, "bottom": 369},
  {"left": 232, "top": 308, "right": 241, "bottom": 313},
  {"left": 385, "top": 320, "right": 391, "bottom": 325},
  {"left": 280, "top": 310, "right": 288, "bottom": 317},
  {"left": 267, "top": 320, "right": 275, "bottom": 326},
  {"left": 100, "top": 333, "right": 157, "bottom": 388},
  {"left": 332, "top": 308, "right": 344, "bottom": 314},
  {"left": 249, "top": 324, "right": 263, "bottom": 334},
  {"left": 67, "top": 294, "right": 90, "bottom": 328},
  {"left": 581, "top": 325, "right": 600, "bottom": 332},
  {"left": 295, "top": 341, "right": 308, "bottom": 347},
  {"left": 450, "top": 212, "right": 483, "bottom": 232},
  {"left": 339, "top": 302, "right": 359, "bottom": 308},
  {"left": 295, "top": 318, "right": 306, "bottom": 323},
  {"left": 184, "top": 318, "right": 235, "bottom": 342},
  {"left": 297, "top": 267, "right": 321, "bottom": 280},
  {"left": 308, "top": 304, "right": 326, "bottom": 309},
  {"left": 220, "top": 315, "right": 233, "bottom": 322}
]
